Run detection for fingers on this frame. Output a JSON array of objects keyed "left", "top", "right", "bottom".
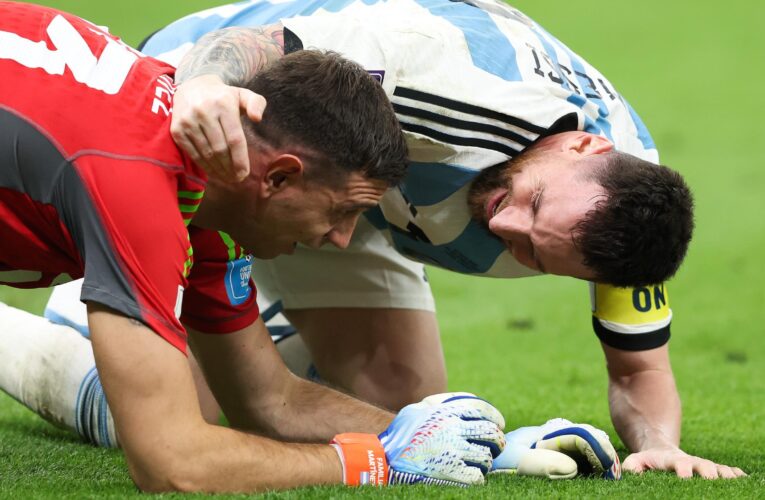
[
  {"left": 171, "top": 114, "right": 235, "bottom": 181},
  {"left": 460, "top": 419, "right": 505, "bottom": 458},
  {"left": 453, "top": 464, "right": 485, "bottom": 486},
  {"left": 624, "top": 450, "right": 748, "bottom": 479},
  {"left": 451, "top": 401, "right": 506, "bottom": 431},
  {"left": 199, "top": 119, "right": 234, "bottom": 180},
  {"left": 688, "top": 459, "right": 747, "bottom": 480},
  {"left": 218, "top": 108, "right": 249, "bottom": 181},
  {"left": 517, "top": 449, "right": 578, "bottom": 479},
  {"left": 460, "top": 442, "right": 493, "bottom": 475},
  {"left": 728, "top": 466, "right": 747, "bottom": 478},
  {"left": 419, "top": 393, "right": 506, "bottom": 430},
  {"left": 621, "top": 453, "right": 646, "bottom": 474},
  {"left": 171, "top": 75, "right": 259, "bottom": 183},
  {"left": 536, "top": 433, "right": 619, "bottom": 479},
  {"left": 241, "top": 88, "right": 267, "bottom": 122}
]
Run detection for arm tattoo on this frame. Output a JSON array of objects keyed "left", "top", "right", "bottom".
[{"left": 175, "top": 24, "right": 285, "bottom": 85}]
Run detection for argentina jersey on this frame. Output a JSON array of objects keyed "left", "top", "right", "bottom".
[{"left": 141, "top": 0, "right": 658, "bottom": 278}]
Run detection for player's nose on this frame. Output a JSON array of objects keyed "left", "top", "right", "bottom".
[
  {"left": 488, "top": 205, "right": 531, "bottom": 242},
  {"left": 326, "top": 219, "right": 356, "bottom": 249}
]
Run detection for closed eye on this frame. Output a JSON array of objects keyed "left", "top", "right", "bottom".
[
  {"left": 530, "top": 186, "right": 545, "bottom": 272},
  {"left": 531, "top": 187, "right": 544, "bottom": 215}
]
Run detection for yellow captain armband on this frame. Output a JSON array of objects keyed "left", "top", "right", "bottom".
[{"left": 589, "top": 283, "right": 672, "bottom": 351}]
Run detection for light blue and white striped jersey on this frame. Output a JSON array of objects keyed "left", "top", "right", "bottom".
[{"left": 143, "top": 0, "right": 658, "bottom": 280}]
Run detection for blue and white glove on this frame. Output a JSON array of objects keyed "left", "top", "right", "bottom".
[
  {"left": 380, "top": 392, "right": 506, "bottom": 486},
  {"left": 491, "top": 418, "right": 621, "bottom": 480}
]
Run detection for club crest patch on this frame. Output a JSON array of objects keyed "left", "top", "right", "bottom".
[{"left": 225, "top": 255, "right": 253, "bottom": 306}]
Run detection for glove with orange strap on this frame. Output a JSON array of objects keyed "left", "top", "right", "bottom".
[{"left": 331, "top": 392, "right": 506, "bottom": 487}]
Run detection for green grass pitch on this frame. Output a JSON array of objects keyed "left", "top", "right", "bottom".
[{"left": 1, "top": 0, "right": 763, "bottom": 497}]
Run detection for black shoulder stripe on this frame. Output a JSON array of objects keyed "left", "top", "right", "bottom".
[
  {"left": 592, "top": 317, "right": 671, "bottom": 351},
  {"left": 393, "top": 102, "right": 533, "bottom": 147},
  {"left": 399, "top": 120, "right": 522, "bottom": 157},
  {"left": 393, "top": 86, "right": 549, "bottom": 135}
]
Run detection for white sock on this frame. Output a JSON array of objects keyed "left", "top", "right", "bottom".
[{"left": 0, "top": 302, "right": 118, "bottom": 447}]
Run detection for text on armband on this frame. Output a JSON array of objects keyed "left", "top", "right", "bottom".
[{"left": 632, "top": 285, "right": 667, "bottom": 312}]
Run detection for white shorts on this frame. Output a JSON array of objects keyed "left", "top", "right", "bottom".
[{"left": 251, "top": 217, "right": 436, "bottom": 312}]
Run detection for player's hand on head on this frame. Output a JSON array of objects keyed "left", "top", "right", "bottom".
[
  {"left": 491, "top": 418, "right": 621, "bottom": 480},
  {"left": 171, "top": 74, "right": 266, "bottom": 182},
  {"left": 379, "top": 392, "right": 506, "bottom": 486},
  {"left": 623, "top": 447, "right": 746, "bottom": 479}
]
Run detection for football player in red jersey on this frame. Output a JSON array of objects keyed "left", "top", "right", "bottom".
[{"left": 0, "top": 2, "right": 509, "bottom": 492}]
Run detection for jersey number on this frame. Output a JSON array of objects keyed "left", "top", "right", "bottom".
[{"left": 0, "top": 14, "right": 137, "bottom": 95}]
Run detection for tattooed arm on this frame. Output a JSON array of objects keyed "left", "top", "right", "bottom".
[
  {"left": 171, "top": 25, "right": 286, "bottom": 180},
  {"left": 175, "top": 25, "right": 285, "bottom": 84}
]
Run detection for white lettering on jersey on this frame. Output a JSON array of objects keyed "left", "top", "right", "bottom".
[
  {"left": 151, "top": 74, "right": 175, "bottom": 116},
  {"left": 0, "top": 15, "right": 137, "bottom": 95},
  {"left": 174, "top": 285, "right": 184, "bottom": 319}
]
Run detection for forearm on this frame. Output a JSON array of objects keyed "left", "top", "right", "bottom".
[
  {"left": 608, "top": 367, "right": 681, "bottom": 452},
  {"left": 255, "top": 372, "right": 394, "bottom": 441},
  {"left": 88, "top": 306, "right": 342, "bottom": 492},
  {"left": 188, "top": 324, "right": 392, "bottom": 443},
  {"left": 175, "top": 25, "right": 284, "bottom": 84},
  {"left": 132, "top": 420, "right": 341, "bottom": 492}
]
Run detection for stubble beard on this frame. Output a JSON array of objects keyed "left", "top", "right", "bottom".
[{"left": 467, "top": 150, "right": 538, "bottom": 229}]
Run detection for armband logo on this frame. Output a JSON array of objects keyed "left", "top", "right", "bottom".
[{"left": 224, "top": 255, "right": 252, "bottom": 306}]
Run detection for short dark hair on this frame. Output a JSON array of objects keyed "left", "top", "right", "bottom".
[
  {"left": 572, "top": 152, "right": 694, "bottom": 288},
  {"left": 244, "top": 50, "right": 407, "bottom": 186}
]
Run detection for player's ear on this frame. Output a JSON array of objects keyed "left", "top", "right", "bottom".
[
  {"left": 567, "top": 133, "right": 613, "bottom": 156},
  {"left": 260, "top": 154, "right": 305, "bottom": 197}
]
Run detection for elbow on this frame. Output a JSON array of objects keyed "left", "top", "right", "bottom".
[{"left": 127, "top": 451, "right": 203, "bottom": 493}]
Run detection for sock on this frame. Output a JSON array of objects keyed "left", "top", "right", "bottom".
[{"left": 0, "top": 302, "right": 118, "bottom": 447}]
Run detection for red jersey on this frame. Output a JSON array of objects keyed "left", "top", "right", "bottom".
[{"left": 0, "top": 2, "right": 259, "bottom": 352}]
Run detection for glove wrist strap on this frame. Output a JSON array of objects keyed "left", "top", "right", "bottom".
[{"left": 330, "top": 433, "right": 389, "bottom": 486}]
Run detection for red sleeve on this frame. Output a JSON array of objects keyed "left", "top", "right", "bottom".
[{"left": 181, "top": 226, "right": 260, "bottom": 333}]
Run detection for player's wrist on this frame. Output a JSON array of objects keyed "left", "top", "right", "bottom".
[
  {"left": 330, "top": 433, "right": 389, "bottom": 486},
  {"left": 628, "top": 430, "right": 679, "bottom": 453}
]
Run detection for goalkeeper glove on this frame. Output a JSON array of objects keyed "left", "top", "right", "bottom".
[
  {"left": 491, "top": 418, "right": 621, "bottom": 480},
  {"left": 331, "top": 392, "right": 505, "bottom": 486}
]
